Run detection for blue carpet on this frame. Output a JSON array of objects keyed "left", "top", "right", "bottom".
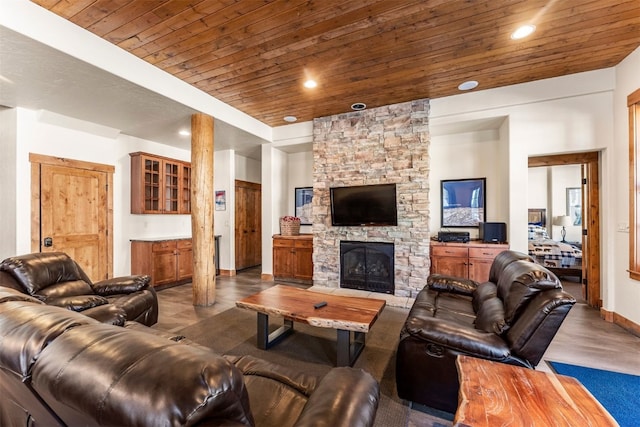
[{"left": 549, "top": 361, "right": 640, "bottom": 427}]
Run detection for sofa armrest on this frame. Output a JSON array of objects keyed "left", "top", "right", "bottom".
[
  {"left": 427, "top": 274, "right": 478, "bottom": 295},
  {"left": 404, "top": 315, "right": 511, "bottom": 360},
  {"left": 81, "top": 304, "right": 127, "bottom": 326},
  {"left": 294, "top": 368, "right": 379, "bottom": 427},
  {"left": 91, "top": 275, "right": 150, "bottom": 296}
]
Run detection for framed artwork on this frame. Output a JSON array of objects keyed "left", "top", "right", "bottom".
[
  {"left": 215, "top": 190, "right": 226, "bottom": 211},
  {"left": 567, "top": 187, "right": 581, "bottom": 225},
  {"left": 441, "top": 178, "right": 486, "bottom": 227},
  {"left": 295, "top": 187, "right": 313, "bottom": 225},
  {"left": 528, "top": 208, "right": 546, "bottom": 227}
]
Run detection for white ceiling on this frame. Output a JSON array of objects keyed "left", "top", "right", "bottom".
[{"left": 0, "top": 26, "right": 269, "bottom": 159}]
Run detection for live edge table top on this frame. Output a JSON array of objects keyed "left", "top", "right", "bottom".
[{"left": 235, "top": 285, "right": 386, "bottom": 333}]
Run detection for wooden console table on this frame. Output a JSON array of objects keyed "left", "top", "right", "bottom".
[{"left": 454, "top": 355, "right": 617, "bottom": 426}]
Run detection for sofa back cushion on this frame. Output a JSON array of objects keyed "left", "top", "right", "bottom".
[
  {"left": 488, "top": 251, "right": 534, "bottom": 283},
  {"left": 32, "top": 324, "right": 255, "bottom": 427},
  {"left": 497, "top": 260, "right": 561, "bottom": 324},
  {"left": 0, "top": 253, "right": 93, "bottom": 297}
]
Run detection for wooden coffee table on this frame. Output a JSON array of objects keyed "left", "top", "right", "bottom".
[
  {"left": 236, "top": 285, "right": 386, "bottom": 366},
  {"left": 454, "top": 355, "right": 618, "bottom": 426}
]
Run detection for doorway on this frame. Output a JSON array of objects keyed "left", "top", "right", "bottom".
[
  {"left": 529, "top": 152, "right": 600, "bottom": 308},
  {"left": 235, "top": 180, "right": 262, "bottom": 271},
  {"left": 29, "top": 153, "right": 113, "bottom": 282}
]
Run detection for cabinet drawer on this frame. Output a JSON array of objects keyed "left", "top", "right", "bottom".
[
  {"left": 152, "top": 240, "right": 177, "bottom": 251},
  {"left": 273, "top": 238, "right": 291, "bottom": 248},
  {"left": 177, "top": 239, "right": 192, "bottom": 249},
  {"left": 469, "top": 247, "right": 505, "bottom": 259},
  {"left": 432, "top": 246, "right": 468, "bottom": 257},
  {"left": 294, "top": 239, "right": 313, "bottom": 249}
]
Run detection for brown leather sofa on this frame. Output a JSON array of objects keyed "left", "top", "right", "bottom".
[
  {"left": 396, "top": 250, "right": 576, "bottom": 413},
  {"left": 0, "top": 252, "right": 157, "bottom": 326},
  {"left": 0, "top": 286, "right": 380, "bottom": 427}
]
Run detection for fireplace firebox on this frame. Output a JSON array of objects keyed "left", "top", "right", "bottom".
[{"left": 340, "top": 241, "right": 394, "bottom": 294}]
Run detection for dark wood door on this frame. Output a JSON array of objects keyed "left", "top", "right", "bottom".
[{"left": 235, "top": 180, "right": 262, "bottom": 270}]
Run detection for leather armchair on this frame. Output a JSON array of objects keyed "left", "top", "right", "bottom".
[
  {"left": 396, "top": 250, "right": 576, "bottom": 413},
  {"left": 0, "top": 252, "right": 157, "bottom": 326}
]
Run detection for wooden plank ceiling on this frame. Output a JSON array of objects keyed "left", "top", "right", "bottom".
[{"left": 31, "top": 0, "right": 640, "bottom": 127}]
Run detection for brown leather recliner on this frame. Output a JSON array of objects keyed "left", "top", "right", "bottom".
[
  {"left": 0, "top": 252, "right": 157, "bottom": 326},
  {"left": 396, "top": 250, "right": 576, "bottom": 413},
  {"left": 0, "top": 287, "right": 380, "bottom": 427}
]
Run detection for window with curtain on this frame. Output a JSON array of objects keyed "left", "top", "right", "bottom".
[{"left": 628, "top": 88, "right": 640, "bottom": 280}]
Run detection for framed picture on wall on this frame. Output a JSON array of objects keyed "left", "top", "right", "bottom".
[
  {"left": 528, "top": 208, "right": 546, "bottom": 227},
  {"left": 441, "top": 178, "right": 486, "bottom": 227},
  {"left": 567, "top": 187, "right": 582, "bottom": 225},
  {"left": 295, "top": 187, "right": 313, "bottom": 225}
]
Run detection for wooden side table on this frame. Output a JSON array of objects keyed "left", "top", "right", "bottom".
[{"left": 454, "top": 355, "right": 617, "bottom": 427}]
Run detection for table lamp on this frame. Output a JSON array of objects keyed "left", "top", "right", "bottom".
[{"left": 553, "top": 215, "right": 572, "bottom": 242}]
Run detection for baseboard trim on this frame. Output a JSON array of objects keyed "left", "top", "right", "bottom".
[
  {"left": 261, "top": 273, "right": 274, "bottom": 281},
  {"left": 219, "top": 269, "right": 235, "bottom": 276},
  {"left": 600, "top": 308, "right": 640, "bottom": 337}
]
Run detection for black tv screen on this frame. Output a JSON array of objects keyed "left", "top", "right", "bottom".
[{"left": 330, "top": 184, "right": 397, "bottom": 226}]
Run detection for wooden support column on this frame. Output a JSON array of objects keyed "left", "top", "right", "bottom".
[{"left": 191, "top": 113, "right": 216, "bottom": 306}]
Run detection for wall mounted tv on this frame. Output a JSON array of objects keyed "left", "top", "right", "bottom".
[{"left": 330, "top": 183, "right": 397, "bottom": 226}]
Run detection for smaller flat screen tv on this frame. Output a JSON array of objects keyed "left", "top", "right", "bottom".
[{"left": 330, "top": 183, "right": 397, "bottom": 226}]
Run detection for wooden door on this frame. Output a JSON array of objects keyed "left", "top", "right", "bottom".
[
  {"left": 529, "top": 152, "right": 600, "bottom": 308},
  {"left": 235, "top": 180, "right": 262, "bottom": 270},
  {"left": 30, "top": 154, "right": 113, "bottom": 282}
]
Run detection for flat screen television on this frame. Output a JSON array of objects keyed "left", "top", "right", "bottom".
[{"left": 330, "top": 183, "right": 397, "bottom": 226}]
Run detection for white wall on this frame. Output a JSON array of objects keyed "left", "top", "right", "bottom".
[
  {"left": 429, "top": 129, "right": 503, "bottom": 239},
  {"left": 214, "top": 150, "right": 234, "bottom": 271},
  {"left": 0, "top": 108, "right": 18, "bottom": 259},
  {"left": 287, "top": 151, "right": 314, "bottom": 233},
  {"left": 612, "top": 46, "right": 640, "bottom": 324},
  {"left": 12, "top": 108, "right": 192, "bottom": 276}
]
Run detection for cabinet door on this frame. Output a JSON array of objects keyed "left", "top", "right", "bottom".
[
  {"left": 432, "top": 256, "right": 469, "bottom": 278},
  {"left": 176, "top": 239, "right": 193, "bottom": 281},
  {"left": 294, "top": 245, "right": 313, "bottom": 281},
  {"left": 151, "top": 241, "right": 177, "bottom": 286},
  {"left": 180, "top": 163, "right": 191, "bottom": 214},
  {"left": 273, "top": 243, "right": 294, "bottom": 278},
  {"left": 131, "top": 154, "right": 162, "bottom": 214},
  {"left": 163, "top": 160, "right": 180, "bottom": 213},
  {"left": 468, "top": 258, "right": 493, "bottom": 282}
]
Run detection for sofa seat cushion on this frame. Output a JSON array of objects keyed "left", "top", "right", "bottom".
[
  {"left": 411, "top": 289, "right": 476, "bottom": 327},
  {"left": 45, "top": 295, "right": 109, "bottom": 312}
]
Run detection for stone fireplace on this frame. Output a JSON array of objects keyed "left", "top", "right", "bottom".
[
  {"left": 340, "top": 241, "right": 394, "bottom": 294},
  {"left": 311, "top": 99, "right": 431, "bottom": 298}
]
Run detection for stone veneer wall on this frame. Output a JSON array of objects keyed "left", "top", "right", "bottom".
[{"left": 312, "top": 99, "right": 430, "bottom": 298}]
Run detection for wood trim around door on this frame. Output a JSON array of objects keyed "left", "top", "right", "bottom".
[
  {"left": 528, "top": 152, "right": 601, "bottom": 308},
  {"left": 29, "top": 153, "right": 114, "bottom": 279}
]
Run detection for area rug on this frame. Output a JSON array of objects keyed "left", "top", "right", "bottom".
[
  {"left": 176, "top": 306, "right": 452, "bottom": 427},
  {"left": 548, "top": 361, "right": 640, "bottom": 427}
]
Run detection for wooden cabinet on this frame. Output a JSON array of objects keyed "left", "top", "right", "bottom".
[
  {"left": 130, "top": 152, "right": 191, "bottom": 214},
  {"left": 273, "top": 235, "right": 313, "bottom": 283},
  {"left": 131, "top": 238, "right": 193, "bottom": 287},
  {"left": 430, "top": 241, "right": 508, "bottom": 283}
]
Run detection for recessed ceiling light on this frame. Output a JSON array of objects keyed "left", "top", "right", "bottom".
[
  {"left": 351, "top": 102, "right": 366, "bottom": 111},
  {"left": 283, "top": 116, "right": 297, "bottom": 123},
  {"left": 178, "top": 129, "right": 191, "bottom": 136},
  {"left": 511, "top": 24, "right": 536, "bottom": 40},
  {"left": 303, "top": 79, "right": 317, "bottom": 88},
  {"left": 458, "top": 80, "right": 479, "bottom": 91}
]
